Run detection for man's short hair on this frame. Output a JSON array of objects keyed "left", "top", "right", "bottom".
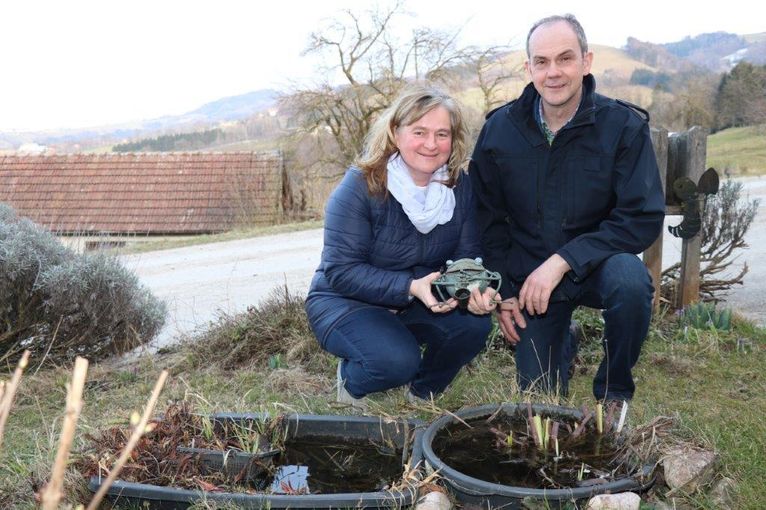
[{"left": 526, "top": 14, "right": 588, "bottom": 57}]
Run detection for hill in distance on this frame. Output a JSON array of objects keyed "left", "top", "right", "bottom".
[
  {"left": 1, "top": 89, "right": 279, "bottom": 152},
  {"left": 4, "top": 30, "right": 764, "bottom": 153}
]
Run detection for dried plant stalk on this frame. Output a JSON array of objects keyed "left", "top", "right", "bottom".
[
  {"left": 0, "top": 349, "right": 31, "bottom": 451},
  {"left": 86, "top": 369, "right": 169, "bottom": 510},
  {"left": 595, "top": 403, "right": 604, "bottom": 434},
  {"left": 526, "top": 403, "right": 541, "bottom": 448},
  {"left": 40, "top": 356, "right": 89, "bottom": 510}
]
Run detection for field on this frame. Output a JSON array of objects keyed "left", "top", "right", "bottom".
[{"left": 707, "top": 124, "right": 766, "bottom": 175}]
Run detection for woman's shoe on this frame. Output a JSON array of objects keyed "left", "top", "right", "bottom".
[{"left": 336, "top": 361, "right": 368, "bottom": 410}]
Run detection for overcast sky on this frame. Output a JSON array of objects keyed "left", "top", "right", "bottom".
[{"left": 1, "top": 0, "right": 762, "bottom": 132}]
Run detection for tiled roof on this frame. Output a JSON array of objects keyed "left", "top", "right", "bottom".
[{"left": 0, "top": 151, "right": 283, "bottom": 234}]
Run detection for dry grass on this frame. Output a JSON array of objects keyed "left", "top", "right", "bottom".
[{"left": 178, "top": 284, "right": 324, "bottom": 373}]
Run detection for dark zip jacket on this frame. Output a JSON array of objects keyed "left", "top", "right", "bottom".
[{"left": 469, "top": 74, "right": 665, "bottom": 298}]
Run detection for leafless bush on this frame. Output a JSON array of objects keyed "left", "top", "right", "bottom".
[
  {"left": 0, "top": 204, "right": 166, "bottom": 365},
  {"left": 662, "top": 179, "right": 760, "bottom": 303}
]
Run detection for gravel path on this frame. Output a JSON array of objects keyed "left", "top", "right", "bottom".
[{"left": 120, "top": 229, "right": 323, "bottom": 348}]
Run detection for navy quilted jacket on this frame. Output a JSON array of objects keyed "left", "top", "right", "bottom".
[{"left": 305, "top": 167, "right": 481, "bottom": 345}]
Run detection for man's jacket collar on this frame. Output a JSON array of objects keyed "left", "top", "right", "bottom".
[{"left": 507, "top": 74, "right": 598, "bottom": 146}]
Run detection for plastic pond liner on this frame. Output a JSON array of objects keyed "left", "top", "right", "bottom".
[
  {"left": 88, "top": 412, "right": 423, "bottom": 509},
  {"left": 421, "top": 403, "right": 655, "bottom": 509}
]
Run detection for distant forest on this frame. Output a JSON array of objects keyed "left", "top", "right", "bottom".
[
  {"left": 112, "top": 114, "right": 282, "bottom": 152},
  {"left": 113, "top": 129, "right": 224, "bottom": 152}
]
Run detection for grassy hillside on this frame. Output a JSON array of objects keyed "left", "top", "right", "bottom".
[
  {"left": 590, "top": 44, "right": 656, "bottom": 77},
  {"left": 708, "top": 124, "right": 766, "bottom": 175}
]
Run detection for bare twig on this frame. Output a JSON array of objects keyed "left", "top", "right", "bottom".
[
  {"left": 0, "top": 350, "right": 31, "bottom": 451},
  {"left": 86, "top": 369, "right": 169, "bottom": 510},
  {"left": 40, "top": 357, "right": 89, "bottom": 510}
]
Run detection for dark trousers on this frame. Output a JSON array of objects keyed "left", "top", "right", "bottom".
[
  {"left": 323, "top": 301, "right": 491, "bottom": 399},
  {"left": 515, "top": 253, "right": 654, "bottom": 401}
]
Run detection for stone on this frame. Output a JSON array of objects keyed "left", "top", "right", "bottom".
[
  {"left": 653, "top": 500, "right": 695, "bottom": 510},
  {"left": 710, "top": 476, "right": 736, "bottom": 509},
  {"left": 585, "top": 492, "right": 641, "bottom": 510},
  {"left": 662, "top": 447, "right": 718, "bottom": 492},
  {"left": 415, "top": 490, "right": 452, "bottom": 510}
]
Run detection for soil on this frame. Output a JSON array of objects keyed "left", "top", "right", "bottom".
[{"left": 431, "top": 408, "right": 639, "bottom": 490}]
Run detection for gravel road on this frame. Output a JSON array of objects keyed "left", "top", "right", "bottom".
[
  {"left": 124, "top": 176, "right": 765, "bottom": 348},
  {"left": 120, "top": 229, "right": 323, "bottom": 348}
]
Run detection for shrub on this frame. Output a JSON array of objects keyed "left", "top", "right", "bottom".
[
  {"left": 0, "top": 204, "right": 166, "bottom": 365},
  {"left": 661, "top": 179, "right": 760, "bottom": 304}
]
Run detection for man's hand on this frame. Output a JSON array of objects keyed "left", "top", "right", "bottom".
[
  {"left": 467, "top": 285, "right": 499, "bottom": 315},
  {"left": 497, "top": 297, "right": 526, "bottom": 344},
  {"left": 518, "top": 254, "right": 571, "bottom": 315},
  {"left": 410, "top": 272, "right": 458, "bottom": 313}
]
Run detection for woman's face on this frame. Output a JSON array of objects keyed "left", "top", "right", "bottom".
[{"left": 394, "top": 106, "right": 452, "bottom": 186}]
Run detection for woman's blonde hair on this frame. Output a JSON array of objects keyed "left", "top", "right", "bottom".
[{"left": 356, "top": 84, "right": 468, "bottom": 194}]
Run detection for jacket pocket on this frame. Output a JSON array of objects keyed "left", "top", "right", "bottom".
[{"left": 567, "top": 155, "right": 613, "bottom": 226}]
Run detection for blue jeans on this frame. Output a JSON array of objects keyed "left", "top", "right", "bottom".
[
  {"left": 515, "top": 253, "right": 654, "bottom": 401},
  {"left": 323, "top": 301, "right": 491, "bottom": 399}
]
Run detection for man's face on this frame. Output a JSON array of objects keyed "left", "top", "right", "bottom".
[{"left": 525, "top": 21, "right": 593, "bottom": 112}]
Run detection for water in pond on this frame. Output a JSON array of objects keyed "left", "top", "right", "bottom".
[
  {"left": 432, "top": 413, "right": 629, "bottom": 489},
  {"left": 270, "top": 435, "right": 403, "bottom": 494}
]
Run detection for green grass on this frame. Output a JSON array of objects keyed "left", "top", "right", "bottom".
[
  {"left": 707, "top": 124, "right": 766, "bottom": 175},
  {"left": 114, "top": 219, "right": 323, "bottom": 254},
  {"left": 1, "top": 302, "right": 764, "bottom": 508},
  {"left": 570, "top": 309, "right": 766, "bottom": 509}
]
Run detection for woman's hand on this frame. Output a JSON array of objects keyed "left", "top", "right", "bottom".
[{"left": 410, "top": 272, "right": 458, "bottom": 313}]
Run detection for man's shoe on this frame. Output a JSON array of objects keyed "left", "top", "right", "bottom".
[{"left": 336, "top": 362, "right": 367, "bottom": 409}]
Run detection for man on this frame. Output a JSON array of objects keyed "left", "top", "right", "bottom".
[{"left": 469, "top": 14, "right": 665, "bottom": 402}]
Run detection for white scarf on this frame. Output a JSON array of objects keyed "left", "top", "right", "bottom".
[{"left": 386, "top": 153, "right": 455, "bottom": 234}]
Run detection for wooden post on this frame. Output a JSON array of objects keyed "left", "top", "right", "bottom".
[
  {"left": 643, "top": 127, "right": 668, "bottom": 311},
  {"left": 668, "top": 126, "right": 708, "bottom": 308}
]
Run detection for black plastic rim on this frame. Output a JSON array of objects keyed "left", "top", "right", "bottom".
[
  {"left": 420, "top": 403, "right": 655, "bottom": 503},
  {"left": 89, "top": 413, "right": 424, "bottom": 509}
]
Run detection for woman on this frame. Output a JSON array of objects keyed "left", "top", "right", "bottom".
[{"left": 305, "top": 85, "right": 498, "bottom": 407}]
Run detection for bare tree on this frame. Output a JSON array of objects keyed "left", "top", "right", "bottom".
[
  {"left": 466, "top": 46, "right": 524, "bottom": 115},
  {"left": 279, "top": 2, "right": 471, "bottom": 175}
]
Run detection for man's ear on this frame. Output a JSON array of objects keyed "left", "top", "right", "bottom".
[
  {"left": 524, "top": 60, "right": 531, "bottom": 78},
  {"left": 582, "top": 51, "right": 594, "bottom": 75}
]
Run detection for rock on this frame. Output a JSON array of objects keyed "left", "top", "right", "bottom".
[
  {"left": 710, "top": 476, "right": 736, "bottom": 509},
  {"left": 585, "top": 492, "right": 641, "bottom": 510},
  {"left": 662, "top": 447, "right": 718, "bottom": 492},
  {"left": 415, "top": 490, "right": 452, "bottom": 510},
  {"left": 653, "top": 501, "right": 695, "bottom": 510}
]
